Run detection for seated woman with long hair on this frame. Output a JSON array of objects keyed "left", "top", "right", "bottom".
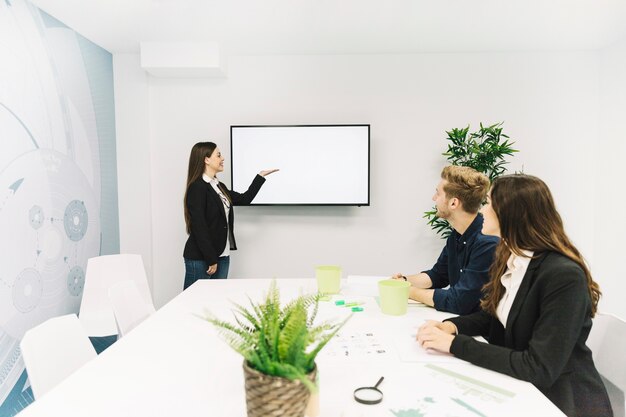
[{"left": 416, "top": 174, "right": 613, "bottom": 417}]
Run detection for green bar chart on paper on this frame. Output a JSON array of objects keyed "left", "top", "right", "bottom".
[
  {"left": 425, "top": 364, "right": 516, "bottom": 398},
  {"left": 388, "top": 364, "right": 518, "bottom": 416}
]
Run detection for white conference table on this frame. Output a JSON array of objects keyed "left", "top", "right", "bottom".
[{"left": 18, "top": 278, "right": 565, "bottom": 417}]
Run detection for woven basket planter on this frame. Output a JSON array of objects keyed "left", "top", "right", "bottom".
[{"left": 242, "top": 361, "right": 317, "bottom": 417}]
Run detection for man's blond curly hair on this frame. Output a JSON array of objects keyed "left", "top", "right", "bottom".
[{"left": 441, "top": 165, "right": 490, "bottom": 213}]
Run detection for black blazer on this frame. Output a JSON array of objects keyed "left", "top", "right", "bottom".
[
  {"left": 183, "top": 174, "right": 265, "bottom": 266},
  {"left": 447, "top": 252, "right": 612, "bottom": 417}
]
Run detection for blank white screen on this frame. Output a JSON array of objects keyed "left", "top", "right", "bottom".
[{"left": 231, "top": 125, "right": 369, "bottom": 205}]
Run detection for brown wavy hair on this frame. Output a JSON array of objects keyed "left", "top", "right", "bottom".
[
  {"left": 480, "top": 174, "right": 601, "bottom": 317},
  {"left": 441, "top": 165, "right": 490, "bottom": 213},
  {"left": 184, "top": 142, "right": 216, "bottom": 234}
]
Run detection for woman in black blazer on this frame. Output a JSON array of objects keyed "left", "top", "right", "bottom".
[
  {"left": 417, "top": 174, "right": 612, "bottom": 417},
  {"left": 183, "top": 141, "right": 277, "bottom": 289}
]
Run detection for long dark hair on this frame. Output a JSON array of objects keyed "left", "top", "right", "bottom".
[
  {"left": 481, "top": 174, "right": 601, "bottom": 317},
  {"left": 184, "top": 142, "right": 216, "bottom": 234}
]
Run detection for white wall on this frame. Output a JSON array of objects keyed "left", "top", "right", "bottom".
[
  {"left": 114, "top": 52, "right": 604, "bottom": 311},
  {"left": 113, "top": 53, "right": 154, "bottom": 291},
  {"left": 596, "top": 38, "right": 626, "bottom": 319}
]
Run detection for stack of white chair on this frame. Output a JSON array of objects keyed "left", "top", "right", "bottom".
[
  {"left": 587, "top": 312, "right": 626, "bottom": 417},
  {"left": 20, "top": 314, "right": 96, "bottom": 399},
  {"left": 79, "top": 254, "right": 155, "bottom": 337}
]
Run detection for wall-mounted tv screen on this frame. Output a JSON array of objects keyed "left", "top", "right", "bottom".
[{"left": 231, "top": 125, "right": 370, "bottom": 206}]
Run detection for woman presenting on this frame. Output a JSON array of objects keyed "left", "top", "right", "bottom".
[
  {"left": 183, "top": 141, "right": 278, "bottom": 289},
  {"left": 416, "top": 174, "right": 612, "bottom": 417}
]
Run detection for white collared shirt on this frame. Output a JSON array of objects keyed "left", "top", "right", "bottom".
[
  {"left": 496, "top": 250, "right": 534, "bottom": 328},
  {"left": 203, "top": 174, "right": 230, "bottom": 257}
]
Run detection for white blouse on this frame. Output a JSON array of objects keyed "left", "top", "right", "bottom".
[{"left": 496, "top": 250, "right": 534, "bottom": 328}]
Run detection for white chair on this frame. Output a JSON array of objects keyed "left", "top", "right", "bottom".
[
  {"left": 588, "top": 312, "right": 626, "bottom": 417},
  {"left": 20, "top": 314, "right": 97, "bottom": 399},
  {"left": 79, "top": 254, "right": 153, "bottom": 336},
  {"left": 108, "top": 280, "right": 156, "bottom": 337}
]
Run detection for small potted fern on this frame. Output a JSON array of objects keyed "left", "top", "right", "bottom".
[{"left": 204, "top": 281, "right": 349, "bottom": 417}]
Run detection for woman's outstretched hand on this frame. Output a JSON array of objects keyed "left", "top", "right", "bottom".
[{"left": 259, "top": 169, "right": 279, "bottom": 177}]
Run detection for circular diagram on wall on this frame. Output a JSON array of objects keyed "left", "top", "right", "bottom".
[{"left": 0, "top": 0, "right": 114, "bottom": 405}]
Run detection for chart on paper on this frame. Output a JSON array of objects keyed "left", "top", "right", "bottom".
[
  {"left": 389, "top": 396, "right": 489, "bottom": 417},
  {"left": 320, "top": 331, "right": 391, "bottom": 360}
]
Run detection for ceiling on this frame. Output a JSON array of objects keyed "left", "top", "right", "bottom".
[{"left": 30, "top": 0, "right": 626, "bottom": 55}]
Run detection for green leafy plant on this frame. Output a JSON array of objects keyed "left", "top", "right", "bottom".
[
  {"left": 425, "top": 122, "right": 518, "bottom": 238},
  {"left": 203, "top": 281, "right": 349, "bottom": 391}
]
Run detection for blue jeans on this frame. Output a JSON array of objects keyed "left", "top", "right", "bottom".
[{"left": 183, "top": 256, "right": 230, "bottom": 290}]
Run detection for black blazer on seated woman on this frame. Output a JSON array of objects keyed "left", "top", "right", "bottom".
[
  {"left": 446, "top": 252, "right": 612, "bottom": 417},
  {"left": 183, "top": 174, "right": 265, "bottom": 266}
]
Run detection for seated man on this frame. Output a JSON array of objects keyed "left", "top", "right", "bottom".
[{"left": 393, "top": 165, "right": 498, "bottom": 314}]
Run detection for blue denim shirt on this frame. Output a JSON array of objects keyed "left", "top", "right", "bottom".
[{"left": 424, "top": 213, "right": 499, "bottom": 315}]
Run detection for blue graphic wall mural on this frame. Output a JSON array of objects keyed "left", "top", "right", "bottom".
[{"left": 0, "top": 0, "right": 119, "bottom": 414}]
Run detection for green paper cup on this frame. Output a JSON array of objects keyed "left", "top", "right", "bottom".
[
  {"left": 315, "top": 265, "right": 341, "bottom": 294},
  {"left": 378, "top": 280, "right": 410, "bottom": 316}
]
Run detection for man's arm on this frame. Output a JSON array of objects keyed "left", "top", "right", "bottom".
[
  {"left": 392, "top": 272, "right": 433, "bottom": 288},
  {"left": 432, "top": 237, "right": 498, "bottom": 314},
  {"left": 390, "top": 272, "right": 435, "bottom": 305},
  {"left": 391, "top": 243, "right": 449, "bottom": 306},
  {"left": 391, "top": 273, "right": 435, "bottom": 306},
  {"left": 391, "top": 241, "right": 451, "bottom": 306},
  {"left": 409, "top": 287, "right": 434, "bottom": 306}
]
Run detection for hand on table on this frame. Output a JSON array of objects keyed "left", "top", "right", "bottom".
[
  {"left": 416, "top": 320, "right": 456, "bottom": 353},
  {"left": 391, "top": 273, "right": 406, "bottom": 281}
]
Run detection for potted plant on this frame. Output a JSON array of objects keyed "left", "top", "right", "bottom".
[
  {"left": 204, "top": 281, "right": 349, "bottom": 417},
  {"left": 424, "top": 122, "right": 518, "bottom": 237}
]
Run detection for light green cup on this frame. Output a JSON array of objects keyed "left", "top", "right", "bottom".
[
  {"left": 315, "top": 265, "right": 341, "bottom": 294},
  {"left": 378, "top": 280, "right": 410, "bottom": 315}
]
